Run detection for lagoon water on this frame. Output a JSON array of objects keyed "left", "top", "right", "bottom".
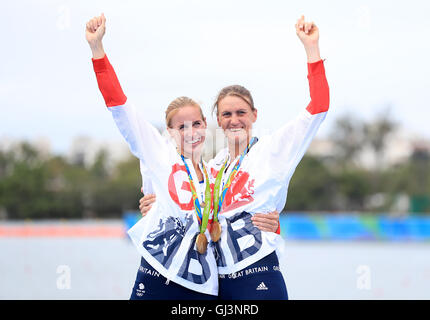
[{"left": 1, "top": 221, "right": 429, "bottom": 300}]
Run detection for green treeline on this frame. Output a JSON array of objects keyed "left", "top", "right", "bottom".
[
  {"left": 287, "top": 112, "right": 430, "bottom": 214},
  {"left": 1, "top": 113, "right": 429, "bottom": 219},
  {"left": 0, "top": 143, "right": 141, "bottom": 219},
  {"left": 288, "top": 151, "right": 430, "bottom": 213}
]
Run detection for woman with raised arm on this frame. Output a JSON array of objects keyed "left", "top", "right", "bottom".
[
  {"left": 210, "top": 15, "right": 329, "bottom": 300},
  {"left": 86, "top": 14, "right": 218, "bottom": 300},
  {"left": 139, "top": 15, "right": 330, "bottom": 300}
]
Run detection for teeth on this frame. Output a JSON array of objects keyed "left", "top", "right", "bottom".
[
  {"left": 185, "top": 137, "right": 201, "bottom": 144},
  {"left": 229, "top": 128, "right": 243, "bottom": 132}
]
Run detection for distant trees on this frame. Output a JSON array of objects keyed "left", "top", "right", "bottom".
[
  {"left": 0, "top": 143, "right": 140, "bottom": 219},
  {"left": 286, "top": 110, "right": 430, "bottom": 214}
]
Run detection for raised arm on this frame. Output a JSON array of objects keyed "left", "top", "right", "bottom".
[
  {"left": 85, "top": 14, "right": 170, "bottom": 172},
  {"left": 295, "top": 15, "right": 329, "bottom": 115},
  {"left": 86, "top": 14, "right": 127, "bottom": 106},
  {"left": 295, "top": 14, "right": 321, "bottom": 63},
  {"left": 263, "top": 16, "right": 330, "bottom": 188},
  {"left": 86, "top": 14, "right": 107, "bottom": 59}
]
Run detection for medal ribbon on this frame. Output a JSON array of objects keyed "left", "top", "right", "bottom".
[
  {"left": 180, "top": 155, "right": 212, "bottom": 234},
  {"left": 213, "top": 137, "right": 257, "bottom": 222}
]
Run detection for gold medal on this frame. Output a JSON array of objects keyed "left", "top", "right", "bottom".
[
  {"left": 210, "top": 220, "right": 222, "bottom": 242},
  {"left": 196, "top": 233, "right": 208, "bottom": 254},
  {"left": 200, "top": 201, "right": 205, "bottom": 208}
]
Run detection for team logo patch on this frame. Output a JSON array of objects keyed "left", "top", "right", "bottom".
[
  {"left": 143, "top": 215, "right": 193, "bottom": 268},
  {"left": 168, "top": 163, "right": 215, "bottom": 211},
  {"left": 136, "top": 282, "right": 146, "bottom": 296},
  {"left": 221, "top": 170, "right": 255, "bottom": 213},
  {"left": 168, "top": 163, "right": 194, "bottom": 211},
  {"left": 256, "top": 282, "right": 268, "bottom": 291}
]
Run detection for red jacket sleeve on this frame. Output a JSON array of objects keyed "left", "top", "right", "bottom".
[
  {"left": 275, "top": 223, "right": 281, "bottom": 235},
  {"left": 92, "top": 55, "right": 127, "bottom": 107},
  {"left": 306, "top": 60, "right": 329, "bottom": 115}
]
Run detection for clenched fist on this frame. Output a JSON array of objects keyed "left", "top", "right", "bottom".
[
  {"left": 85, "top": 13, "right": 106, "bottom": 59},
  {"left": 86, "top": 13, "right": 106, "bottom": 43},
  {"left": 295, "top": 15, "right": 321, "bottom": 63}
]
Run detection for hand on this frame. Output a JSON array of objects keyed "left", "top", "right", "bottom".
[
  {"left": 86, "top": 13, "right": 106, "bottom": 44},
  {"left": 139, "top": 194, "right": 156, "bottom": 217},
  {"left": 251, "top": 210, "right": 280, "bottom": 233},
  {"left": 295, "top": 15, "right": 319, "bottom": 47},
  {"left": 295, "top": 15, "right": 321, "bottom": 63},
  {"left": 85, "top": 13, "right": 106, "bottom": 59}
]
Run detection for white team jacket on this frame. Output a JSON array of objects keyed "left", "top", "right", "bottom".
[{"left": 92, "top": 54, "right": 329, "bottom": 292}]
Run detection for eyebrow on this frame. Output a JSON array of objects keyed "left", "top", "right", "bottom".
[
  {"left": 222, "top": 109, "right": 247, "bottom": 114},
  {"left": 178, "top": 120, "right": 202, "bottom": 127}
]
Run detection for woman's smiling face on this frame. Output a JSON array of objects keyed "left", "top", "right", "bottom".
[
  {"left": 168, "top": 105, "right": 207, "bottom": 159},
  {"left": 217, "top": 95, "right": 257, "bottom": 146}
]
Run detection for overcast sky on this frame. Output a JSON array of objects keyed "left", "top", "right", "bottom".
[{"left": 1, "top": 0, "right": 430, "bottom": 154}]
